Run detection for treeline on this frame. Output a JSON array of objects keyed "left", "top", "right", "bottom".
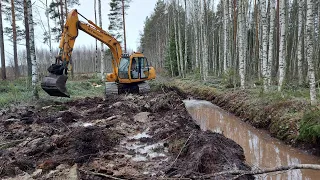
[
  {"left": 0, "top": 0, "right": 131, "bottom": 98},
  {"left": 139, "top": 0, "right": 320, "bottom": 105}
]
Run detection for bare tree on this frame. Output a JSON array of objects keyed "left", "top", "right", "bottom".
[
  {"left": 28, "top": 0, "right": 38, "bottom": 98},
  {"left": 0, "top": 0, "right": 6, "bottom": 80},
  {"left": 267, "top": 0, "right": 275, "bottom": 87},
  {"left": 278, "top": 0, "right": 286, "bottom": 91},
  {"left": 184, "top": 0, "right": 188, "bottom": 75},
  {"left": 305, "top": 0, "right": 317, "bottom": 105},
  {"left": 98, "top": 0, "right": 105, "bottom": 80},
  {"left": 177, "top": 0, "right": 184, "bottom": 78},
  {"left": 11, "top": 0, "right": 19, "bottom": 78},
  {"left": 297, "top": 0, "right": 304, "bottom": 86},
  {"left": 94, "top": 0, "right": 98, "bottom": 75},
  {"left": 238, "top": 0, "right": 245, "bottom": 89}
]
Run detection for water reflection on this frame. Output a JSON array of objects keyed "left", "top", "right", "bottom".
[{"left": 184, "top": 100, "right": 320, "bottom": 180}]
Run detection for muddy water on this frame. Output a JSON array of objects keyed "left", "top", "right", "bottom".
[{"left": 184, "top": 100, "right": 320, "bottom": 180}]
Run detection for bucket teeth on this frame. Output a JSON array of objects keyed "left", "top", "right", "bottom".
[{"left": 41, "top": 74, "right": 70, "bottom": 98}]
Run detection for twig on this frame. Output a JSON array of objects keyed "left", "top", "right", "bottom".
[
  {"left": 169, "top": 132, "right": 194, "bottom": 168},
  {"left": 0, "top": 139, "right": 25, "bottom": 148},
  {"left": 202, "top": 164, "right": 320, "bottom": 179},
  {"left": 80, "top": 170, "right": 125, "bottom": 180}
]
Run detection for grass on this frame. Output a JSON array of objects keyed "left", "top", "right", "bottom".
[{"left": 0, "top": 74, "right": 105, "bottom": 108}]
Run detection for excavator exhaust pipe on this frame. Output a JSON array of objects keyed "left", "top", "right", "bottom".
[{"left": 41, "top": 73, "right": 70, "bottom": 98}]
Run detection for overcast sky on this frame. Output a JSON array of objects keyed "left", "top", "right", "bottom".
[
  {"left": 72, "top": 0, "right": 157, "bottom": 51},
  {"left": 2, "top": 0, "right": 158, "bottom": 65}
]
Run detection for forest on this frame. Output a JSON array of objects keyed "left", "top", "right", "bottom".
[
  {"left": 140, "top": 0, "right": 320, "bottom": 105},
  {"left": 0, "top": 0, "right": 320, "bottom": 179}
]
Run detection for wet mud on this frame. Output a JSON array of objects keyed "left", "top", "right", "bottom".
[{"left": 0, "top": 88, "right": 252, "bottom": 179}]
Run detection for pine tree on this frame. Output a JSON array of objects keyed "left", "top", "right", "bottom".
[{"left": 108, "top": 0, "right": 131, "bottom": 44}]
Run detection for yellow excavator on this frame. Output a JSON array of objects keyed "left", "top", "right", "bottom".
[{"left": 41, "top": 9, "right": 156, "bottom": 97}]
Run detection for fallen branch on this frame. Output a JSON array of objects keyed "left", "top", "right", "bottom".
[
  {"left": 169, "top": 132, "right": 194, "bottom": 168},
  {"left": 80, "top": 170, "right": 125, "bottom": 180},
  {"left": 202, "top": 164, "right": 320, "bottom": 179}
]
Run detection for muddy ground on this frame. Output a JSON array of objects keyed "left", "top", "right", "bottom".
[{"left": 0, "top": 88, "right": 252, "bottom": 179}]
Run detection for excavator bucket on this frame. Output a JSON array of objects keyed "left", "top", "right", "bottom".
[{"left": 41, "top": 74, "right": 70, "bottom": 98}]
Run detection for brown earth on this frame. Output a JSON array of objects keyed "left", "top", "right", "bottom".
[{"left": 0, "top": 88, "right": 253, "bottom": 179}]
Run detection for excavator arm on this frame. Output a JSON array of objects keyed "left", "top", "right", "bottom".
[
  {"left": 41, "top": 9, "right": 123, "bottom": 97},
  {"left": 58, "top": 9, "right": 122, "bottom": 79}
]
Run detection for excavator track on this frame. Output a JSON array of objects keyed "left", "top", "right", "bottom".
[
  {"left": 105, "top": 82, "right": 119, "bottom": 96},
  {"left": 137, "top": 82, "right": 150, "bottom": 94}
]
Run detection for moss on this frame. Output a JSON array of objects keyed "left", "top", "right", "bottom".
[{"left": 298, "top": 110, "right": 320, "bottom": 143}]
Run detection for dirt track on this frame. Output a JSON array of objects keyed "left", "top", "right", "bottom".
[{"left": 0, "top": 87, "right": 252, "bottom": 179}]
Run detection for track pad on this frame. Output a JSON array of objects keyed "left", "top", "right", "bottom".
[{"left": 41, "top": 74, "right": 70, "bottom": 98}]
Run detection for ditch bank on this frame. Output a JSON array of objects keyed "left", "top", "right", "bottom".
[
  {"left": 0, "top": 88, "right": 252, "bottom": 179},
  {"left": 161, "top": 79, "right": 320, "bottom": 156}
]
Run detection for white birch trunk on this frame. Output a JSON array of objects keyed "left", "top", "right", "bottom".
[
  {"left": 28, "top": 0, "right": 38, "bottom": 98},
  {"left": 202, "top": 0, "right": 208, "bottom": 81},
  {"left": 173, "top": 0, "right": 181, "bottom": 76},
  {"left": 297, "top": 0, "right": 304, "bottom": 85},
  {"left": 306, "top": 0, "right": 317, "bottom": 105},
  {"left": 223, "top": 0, "right": 228, "bottom": 73},
  {"left": 261, "top": 0, "right": 268, "bottom": 91},
  {"left": 193, "top": 1, "right": 199, "bottom": 69},
  {"left": 278, "top": 0, "right": 286, "bottom": 91},
  {"left": 98, "top": 0, "right": 105, "bottom": 80},
  {"left": 45, "top": 0, "right": 52, "bottom": 60},
  {"left": 177, "top": 0, "right": 184, "bottom": 78},
  {"left": 94, "top": 0, "right": 98, "bottom": 74},
  {"left": 239, "top": 0, "right": 245, "bottom": 89},
  {"left": 267, "top": 0, "right": 275, "bottom": 87}
]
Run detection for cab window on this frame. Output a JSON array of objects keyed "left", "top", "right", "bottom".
[{"left": 118, "top": 57, "right": 129, "bottom": 79}]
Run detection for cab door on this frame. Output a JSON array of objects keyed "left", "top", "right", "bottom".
[{"left": 138, "top": 57, "right": 149, "bottom": 79}]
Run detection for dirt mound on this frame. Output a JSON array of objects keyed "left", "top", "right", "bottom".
[{"left": 0, "top": 89, "right": 252, "bottom": 179}]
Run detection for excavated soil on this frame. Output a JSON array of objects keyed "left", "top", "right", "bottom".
[{"left": 0, "top": 88, "right": 252, "bottom": 179}]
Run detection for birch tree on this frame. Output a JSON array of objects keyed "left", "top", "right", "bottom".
[
  {"left": 28, "top": 0, "right": 38, "bottom": 98},
  {"left": 278, "top": 0, "right": 286, "bottom": 91},
  {"left": 45, "top": 0, "right": 52, "bottom": 60},
  {"left": 297, "top": 0, "right": 304, "bottom": 85},
  {"left": 238, "top": 0, "right": 245, "bottom": 89},
  {"left": 305, "top": 0, "right": 317, "bottom": 105},
  {"left": 98, "top": 0, "right": 105, "bottom": 80},
  {"left": 201, "top": 0, "right": 208, "bottom": 81},
  {"left": 94, "top": 0, "right": 98, "bottom": 74},
  {"left": 177, "top": 0, "right": 184, "bottom": 78},
  {"left": 193, "top": 1, "right": 199, "bottom": 69},
  {"left": 184, "top": 0, "right": 187, "bottom": 75},
  {"left": 223, "top": 0, "right": 228, "bottom": 73},
  {"left": 0, "top": 0, "right": 6, "bottom": 80},
  {"left": 261, "top": 0, "right": 268, "bottom": 91},
  {"left": 173, "top": 0, "right": 181, "bottom": 76},
  {"left": 267, "top": 0, "right": 275, "bottom": 86}
]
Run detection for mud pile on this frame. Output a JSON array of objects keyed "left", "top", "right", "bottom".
[{"left": 0, "top": 88, "right": 252, "bottom": 179}]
